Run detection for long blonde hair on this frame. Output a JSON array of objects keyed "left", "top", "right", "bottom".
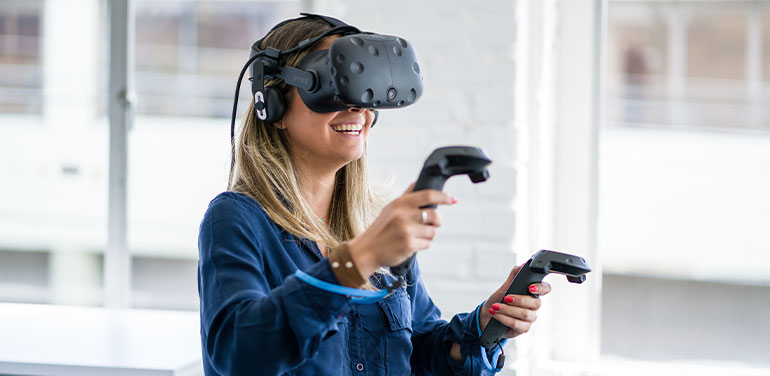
[{"left": 228, "top": 18, "right": 385, "bottom": 257}]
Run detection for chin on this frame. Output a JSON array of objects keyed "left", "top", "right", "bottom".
[{"left": 341, "top": 150, "right": 365, "bottom": 165}]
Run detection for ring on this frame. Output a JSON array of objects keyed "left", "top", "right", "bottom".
[{"left": 421, "top": 210, "right": 428, "bottom": 224}]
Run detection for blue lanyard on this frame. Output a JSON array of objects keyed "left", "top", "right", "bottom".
[
  {"left": 297, "top": 270, "right": 505, "bottom": 370},
  {"left": 293, "top": 270, "right": 404, "bottom": 304},
  {"left": 475, "top": 302, "right": 507, "bottom": 372}
]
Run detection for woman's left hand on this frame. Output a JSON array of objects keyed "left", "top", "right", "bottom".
[{"left": 478, "top": 263, "right": 552, "bottom": 338}]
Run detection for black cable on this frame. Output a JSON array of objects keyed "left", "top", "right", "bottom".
[
  {"left": 229, "top": 52, "right": 265, "bottom": 187},
  {"left": 228, "top": 24, "right": 359, "bottom": 187},
  {"left": 495, "top": 342, "right": 506, "bottom": 370}
]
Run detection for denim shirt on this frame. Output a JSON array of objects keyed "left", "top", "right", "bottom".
[{"left": 198, "top": 192, "right": 494, "bottom": 375}]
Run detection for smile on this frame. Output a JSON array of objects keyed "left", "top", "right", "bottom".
[{"left": 331, "top": 124, "right": 363, "bottom": 136}]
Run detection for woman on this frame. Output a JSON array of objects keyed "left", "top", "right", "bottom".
[{"left": 198, "top": 15, "right": 551, "bottom": 375}]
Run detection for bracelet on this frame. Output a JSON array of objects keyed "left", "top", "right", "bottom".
[{"left": 328, "top": 242, "right": 366, "bottom": 288}]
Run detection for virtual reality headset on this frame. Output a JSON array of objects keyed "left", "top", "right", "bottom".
[{"left": 230, "top": 13, "right": 424, "bottom": 141}]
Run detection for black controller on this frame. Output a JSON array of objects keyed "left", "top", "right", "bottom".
[
  {"left": 479, "top": 249, "right": 592, "bottom": 349},
  {"left": 389, "top": 146, "right": 492, "bottom": 277}
]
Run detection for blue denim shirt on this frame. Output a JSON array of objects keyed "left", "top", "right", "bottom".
[{"left": 198, "top": 192, "right": 493, "bottom": 375}]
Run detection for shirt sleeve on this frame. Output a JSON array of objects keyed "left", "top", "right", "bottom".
[
  {"left": 408, "top": 261, "right": 496, "bottom": 375},
  {"left": 197, "top": 195, "right": 352, "bottom": 375}
]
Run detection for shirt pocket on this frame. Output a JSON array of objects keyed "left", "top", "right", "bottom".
[{"left": 377, "top": 288, "right": 412, "bottom": 332}]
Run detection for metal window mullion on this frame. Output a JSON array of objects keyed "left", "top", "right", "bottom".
[{"left": 106, "top": 0, "right": 134, "bottom": 309}]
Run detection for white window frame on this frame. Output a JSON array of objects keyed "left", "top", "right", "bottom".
[
  {"left": 518, "top": 1, "right": 770, "bottom": 375},
  {"left": 106, "top": 0, "right": 134, "bottom": 308}
]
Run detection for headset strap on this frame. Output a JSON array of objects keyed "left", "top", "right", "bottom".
[
  {"left": 299, "top": 12, "right": 351, "bottom": 28},
  {"left": 252, "top": 13, "right": 360, "bottom": 52}
]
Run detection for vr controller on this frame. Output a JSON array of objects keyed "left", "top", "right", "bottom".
[
  {"left": 479, "top": 249, "right": 592, "bottom": 349},
  {"left": 390, "top": 146, "right": 492, "bottom": 277}
]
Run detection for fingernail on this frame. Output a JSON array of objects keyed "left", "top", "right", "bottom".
[
  {"left": 489, "top": 308, "right": 496, "bottom": 315},
  {"left": 529, "top": 285, "right": 539, "bottom": 293},
  {"left": 504, "top": 296, "right": 514, "bottom": 304},
  {"left": 491, "top": 303, "right": 501, "bottom": 311},
  {"left": 451, "top": 196, "right": 458, "bottom": 204}
]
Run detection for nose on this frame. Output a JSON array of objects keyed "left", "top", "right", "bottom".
[{"left": 346, "top": 106, "right": 377, "bottom": 127}]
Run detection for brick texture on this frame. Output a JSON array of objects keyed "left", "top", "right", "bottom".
[{"left": 339, "top": 3, "right": 520, "bottom": 370}]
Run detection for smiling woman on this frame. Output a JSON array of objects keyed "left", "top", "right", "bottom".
[
  {"left": 197, "top": 13, "right": 550, "bottom": 376},
  {"left": 227, "top": 21, "right": 381, "bottom": 252},
  {"left": 275, "top": 36, "right": 375, "bottom": 194}
]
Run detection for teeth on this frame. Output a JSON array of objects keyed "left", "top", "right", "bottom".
[{"left": 332, "top": 124, "right": 363, "bottom": 132}]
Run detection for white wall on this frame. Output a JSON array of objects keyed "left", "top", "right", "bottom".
[{"left": 316, "top": 0, "right": 522, "bottom": 318}]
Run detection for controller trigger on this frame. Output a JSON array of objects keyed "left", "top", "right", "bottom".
[
  {"left": 567, "top": 275, "right": 586, "bottom": 284},
  {"left": 469, "top": 170, "right": 489, "bottom": 183}
]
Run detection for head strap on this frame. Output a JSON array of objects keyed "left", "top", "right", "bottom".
[
  {"left": 299, "top": 12, "right": 350, "bottom": 28},
  {"left": 253, "top": 13, "right": 361, "bottom": 51}
]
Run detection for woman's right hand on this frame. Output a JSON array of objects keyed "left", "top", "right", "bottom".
[{"left": 346, "top": 182, "right": 456, "bottom": 279}]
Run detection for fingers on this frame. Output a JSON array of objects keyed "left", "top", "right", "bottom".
[
  {"left": 489, "top": 304, "right": 534, "bottom": 336},
  {"left": 416, "top": 208, "right": 442, "bottom": 226},
  {"left": 528, "top": 282, "right": 551, "bottom": 296},
  {"left": 490, "top": 301, "right": 538, "bottom": 322},
  {"left": 407, "top": 237, "right": 432, "bottom": 252},
  {"left": 501, "top": 294, "right": 541, "bottom": 310},
  {"left": 490, "top": 311, "right": 533, "bottom": 336},
  {"left": 488, "top": 295, "right": 541, "bottom": 337},
  {"left": 408, "top": 220, "right": 438, "bottom": 241},
  {"left": 400, "top": 189, "right": 455, "bottom": 208}
]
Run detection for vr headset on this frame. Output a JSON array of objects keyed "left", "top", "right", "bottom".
[{"left": 230, "top": 13, "right": 424, "bottom": 145}]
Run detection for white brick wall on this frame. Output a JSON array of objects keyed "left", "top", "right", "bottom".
[
  {"left": 331, "top": 0, "right": 520, "bottom": 313},
  {"left": 317, "top": 2, "right": 522, "bottom": 373}
]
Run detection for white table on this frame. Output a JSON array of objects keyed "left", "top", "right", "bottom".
[{"left": 0, "top": 303, "right": 203, "bottom": 376}]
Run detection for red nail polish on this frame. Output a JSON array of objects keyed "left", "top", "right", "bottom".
[
  {"left": 503, "top": 296, "right": 514, "bottom": 304},
  {"left": 489, "top": 308, "right": 495, "bottom": 315},
  {"left": 529, "top": 285, "right": 539, "bottom": 293},
  {"left": 491, "top": 303, "right": 501, "bottom": 311},
  {"left": 451, "top": 197, "right": 458, "bottom": 204}
]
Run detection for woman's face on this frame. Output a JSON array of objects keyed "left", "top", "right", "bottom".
[{"left": 279, "top": 35, "right": 375, "bottom": 171}]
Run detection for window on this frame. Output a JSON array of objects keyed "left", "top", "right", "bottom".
[
  {"left": 601, "top": 0, "right": 770, "bottom": 366},
  {"left": 129, "top": 1, "right": 300, "bottom": 310},
  {"left": 0, "top": 0, "right": 42, "bottom": 114},
  {"left": 0, "top": 0, "right": 301, "bottom": 310},
  {"left": 0, "top": 0, "right": 107, "bottom": 307},
  {"left": 134, "top": 1, "right": 298, "bottom": 118},
  {"left": 607, "top": 2, "right": 770, "bottom": 132}
]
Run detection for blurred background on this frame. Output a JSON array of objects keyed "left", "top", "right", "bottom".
[{"left": 0, "top": 0, "right": 768, "bottom": 375}]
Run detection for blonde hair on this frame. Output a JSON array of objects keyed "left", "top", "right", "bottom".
[{"left": 228, "top": 18, "right": 385, "bottom": 259}]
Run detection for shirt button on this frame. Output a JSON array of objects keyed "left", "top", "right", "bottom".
[{"left": 355, "top": 362, "right": 364, "bottom": 372}]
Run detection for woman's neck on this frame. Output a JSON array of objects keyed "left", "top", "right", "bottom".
[{"left": 296, "top": 161, "right": 338, "bottom": 223}]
